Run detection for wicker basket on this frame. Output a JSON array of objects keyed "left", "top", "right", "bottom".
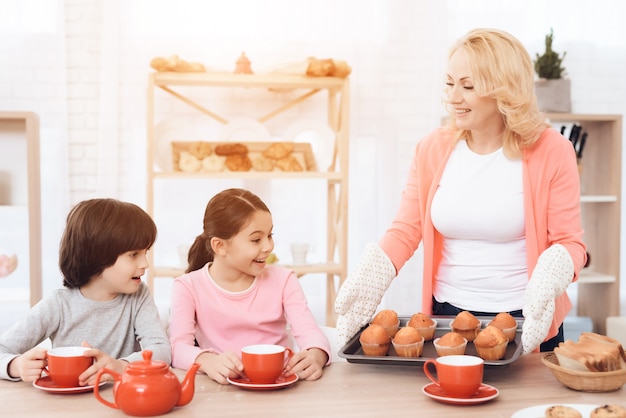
[{"left": 542, "top": 352, "right": 626, "bottom": 392}]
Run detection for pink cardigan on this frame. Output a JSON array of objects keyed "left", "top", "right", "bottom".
[
  {"left": 169, "top": 264, "right": 331, "bottom": 370},
  {"left": 379, "top": 127, "right": 587, "bottom": 341}
]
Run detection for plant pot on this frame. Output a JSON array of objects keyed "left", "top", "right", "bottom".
[{"left": 534, "top": 78, "right": 571, "bottom": 112}]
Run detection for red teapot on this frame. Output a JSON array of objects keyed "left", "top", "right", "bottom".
[{"left": 94, "top": 350, "right": 200, "bottom": 417}]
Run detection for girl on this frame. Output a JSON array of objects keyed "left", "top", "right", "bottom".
[
  {"left": 169, "top": 188, "right": 330, "bottom": 385},
  {"left": 0, "top": 198, "right": 171, "bottom": 385}
]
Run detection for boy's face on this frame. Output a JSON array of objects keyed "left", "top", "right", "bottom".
[{"left": 97, "top": 249, "right": 149, "bottom": 298}]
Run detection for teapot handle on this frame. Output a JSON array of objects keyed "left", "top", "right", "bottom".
[{"left": 93, "top": 367, "right": 121, "bottom": 410}]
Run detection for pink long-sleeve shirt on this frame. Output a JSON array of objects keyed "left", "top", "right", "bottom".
[
  {"left": 379, "top": 127, "right": 587, "bottom": 341},
  {"left": 169, "top": 264, "right": 331, "bottom": 369}
]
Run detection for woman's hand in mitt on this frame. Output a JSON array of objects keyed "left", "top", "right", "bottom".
[
  {"left": 521, "top": 244, "right": 574, "bottom": 354},
  {"left": 334, "top": 243, "right": 396, "bottom": 346}
]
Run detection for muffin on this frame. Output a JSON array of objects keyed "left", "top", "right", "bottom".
[
  {"left": 433, "top": 331, "right": 467, "bottom": 356},
  {"left": 371, "top": 309, "right": 400, "bottom": 338},
  {"left": 450, "top": 311, "right": 481, "bottom": 342},
  {"left": 474, "top": 325, "right": 509, "bottom": 360},
  {"left": 407, "top": 312, "right": 437, "bottom": 341},
  {"left": 392, "top": 326, "right": 424, "bottom": 357},
  {"left": 359, "top": 324, "right": 391, "bottom": 356},
  {"left": 488, "top": 312, "right": 518, "bottom": 341}
]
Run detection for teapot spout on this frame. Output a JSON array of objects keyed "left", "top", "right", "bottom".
[{"left": 177, "top": 362, "right": 201, "bottom": 407}]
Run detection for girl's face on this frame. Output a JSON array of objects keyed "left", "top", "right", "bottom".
[
  {"left": 222, "top": 210, "right": 274, "bottom": 278},
  {"left": 445, "top": 48, "right": 502, "bottom": 134},
  {"left": 88, "top": 249, "right": 149, "bottom": 300}
]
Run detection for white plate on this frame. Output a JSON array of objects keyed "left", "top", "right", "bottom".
[
  {"left": 283, "top": 119, "right": 335, "bottom": 171},
  {"left": 511, "top": 404, "right": 599, "bottom": 418},
  {"left": 218, "top": 117, "right": 271, "bottom": 143}
]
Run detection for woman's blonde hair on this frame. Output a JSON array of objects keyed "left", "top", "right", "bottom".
[{"left": 447, "top": 28, "right": 549, "bottom": 158}]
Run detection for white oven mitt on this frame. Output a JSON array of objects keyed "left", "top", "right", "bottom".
[
  {"left": 335, "top": 243, "right": 396, "bottom": 346},
  {"left": 522, "top": 244, "right": 574, "bottom": 354}
]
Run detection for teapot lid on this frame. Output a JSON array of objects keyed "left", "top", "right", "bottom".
[{"left": 127, "top": 350, "right": 169, "bottom": 373}]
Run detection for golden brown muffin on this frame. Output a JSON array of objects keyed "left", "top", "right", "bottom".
[
  {"left": 450, "top": 311, "right": 481, "bottom": 342},
  {"left": 590, "top": 405, "right": 626, "bottom": 418},
  {"left": 407, "top": 312, "right": 437, "bottom": 341},
  {"left": 371, "top": 309, "right": 400, "bottom": 337},
  {"left": 392, "top": 327, "right": 424, "bottom": 358},
  {"left": 488, "top": 312, "right": 518, "bottom": 342},
  {"left": 474, "top": 325, "right": 509, "bottom": 360},
  {"left": 359, "top": 324, "right": 391, "bottom": 356},
  {"left": 545, "top": 405, "right": 583, "bottom": 418},
  {"left": 433, "top": 331, "right": 467, "bottom": 356}
]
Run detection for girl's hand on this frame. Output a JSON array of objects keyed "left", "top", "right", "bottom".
[
  {"left": 284, "top": 348, "right": 328, "bottom": 381},
  {"left": 196, "top": 351, "right": 243, "bottom": 385},
  {"left": 8, "top": 346, "right": 48, "bottom": 382},
  {"left": 78, "top": 341, "right": 129, "bottom": 386}
]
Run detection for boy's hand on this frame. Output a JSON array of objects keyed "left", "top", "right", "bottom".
[
  {"left": 78, "top": 341, "right": 128, "bottom": 386},
  {"left": 8, "top": 347, "right": 48, "bottom": 382}
]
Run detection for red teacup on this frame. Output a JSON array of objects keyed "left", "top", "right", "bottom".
[
  {"left": 423, "top": 355, "right": 484, "bottom": 398},
  {"left": 241, "top": 344, "right": 294, "bottom": 384},
  {"left": 45, "top": 346, "right": 93, "bottom": 387}
]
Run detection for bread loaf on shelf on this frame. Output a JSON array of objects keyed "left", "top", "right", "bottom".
[{"left": 554, "top": 332, "right": 626, "bottom": 372}]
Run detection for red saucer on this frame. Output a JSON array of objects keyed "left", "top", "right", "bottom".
[
  {"left": 227, "top": 374, "right": 299, "bottom": 391},
  {"left": 33, "top": 376, "right": 106, "bottom": 394},
  {"left": 422, "top": 383, "right": 499, "bottom": 405}
]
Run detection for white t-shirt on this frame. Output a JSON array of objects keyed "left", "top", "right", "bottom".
[{"left": 431, "top": 140, "right": 527, "bottom": 312}]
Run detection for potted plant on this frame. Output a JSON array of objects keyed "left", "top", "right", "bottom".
[{"left": 533, "top": 28, "right": 571, "bottom": 112}]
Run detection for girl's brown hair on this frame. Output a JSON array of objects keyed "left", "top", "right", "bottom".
[
  {"left": 447, "top": 28, "right": 550, "bottom": 158},
  {"left": 186, "top": 188, "right": 270, "bottom": 273},
  {"left": 59, "top": 198, "right": 157, "bottom": 288}
]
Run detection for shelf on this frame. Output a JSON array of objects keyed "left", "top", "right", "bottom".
[
  {"left": 580, "top": 195, "right": 618, "bottom": 203},
  {"left": 152, "top": 72, "right": 346, "bottom": 90},
  {"left": 146, "top": 72, "right": 351, "bottom": 326},
  {"left": 577, "top": 269, "right": 616, "bottom": 284}
]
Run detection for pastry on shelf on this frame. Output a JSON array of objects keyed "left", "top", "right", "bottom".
[{"left": 150, "top": 54, "right": 206, "bottom": 72}]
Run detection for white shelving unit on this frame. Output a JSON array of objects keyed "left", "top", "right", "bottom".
[
  {"left": 545, "top": 113, "right": 622, "bottom": 334},
  {"left": 0, "top": 111, "right": 41, "bottom": 306},
  {"left": 146, "top": 72, "right": 351, "bottom": 326}
]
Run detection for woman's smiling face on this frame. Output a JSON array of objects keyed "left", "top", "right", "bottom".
[{"left": 445, "top": 48, "right": 502, "bottom": 133}]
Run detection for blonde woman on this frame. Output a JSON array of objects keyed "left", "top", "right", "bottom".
[{"left": 335, "top": 28, "right": 586, "bottom": 354}]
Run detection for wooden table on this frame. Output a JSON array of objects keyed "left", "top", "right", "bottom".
[{"left": 2, "top": 354, "right": 624, "bottom": 417}]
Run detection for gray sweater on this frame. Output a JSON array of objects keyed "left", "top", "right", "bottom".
[{"left": 0, "top": 282, "right": 171, "bottom": 381}]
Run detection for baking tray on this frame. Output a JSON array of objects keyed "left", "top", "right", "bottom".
[{"left": 338, "top": 315, "right": 523, "bottom": 367}]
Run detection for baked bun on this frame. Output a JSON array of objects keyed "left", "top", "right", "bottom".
[
  {"left": 371, "top": 309, "right": 400, "bottom": 337},
  {"left": 488, "top": 312, "right": 518, "bottom": 341},
  {"left": 433, "top": 332, "right": 467, "bottom": 356},
  {"left": 214, "top": 143, "right": 248, "bottom": 156},
  {"left": 263, "top": 142, "right": 294, "bottom": 160},
  {"left": 407, "top": 312, "right": 437, "bottom": 341},
  {"left": 474, "top": 325, "right": 508, "bottom": 360},
  {"left": 450, "top": 311, "right": 481, "bottom": 342},
  {"left": 252, "top": 156, "right": 275, "bottom": 172},
  {"left": 554, "top": 332, "right": 626, "bottom": 372},
  {"left": 225, "top": 154, "right": 252, "bottom": 172},
  {"left": 359, "top": 324, "right": 391, "bottom": 356},
  {"left": 202, "top": 155, "right": 225, "bottom": 172},
  {"left": 590, "top": 404, "right": 626, "bottom": 418},
  {"left": 392, "top": 327, "right": 424, "bottom": 357},
  {"left": 275, "top": 155, "right": 303, "bottom": 172}
]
